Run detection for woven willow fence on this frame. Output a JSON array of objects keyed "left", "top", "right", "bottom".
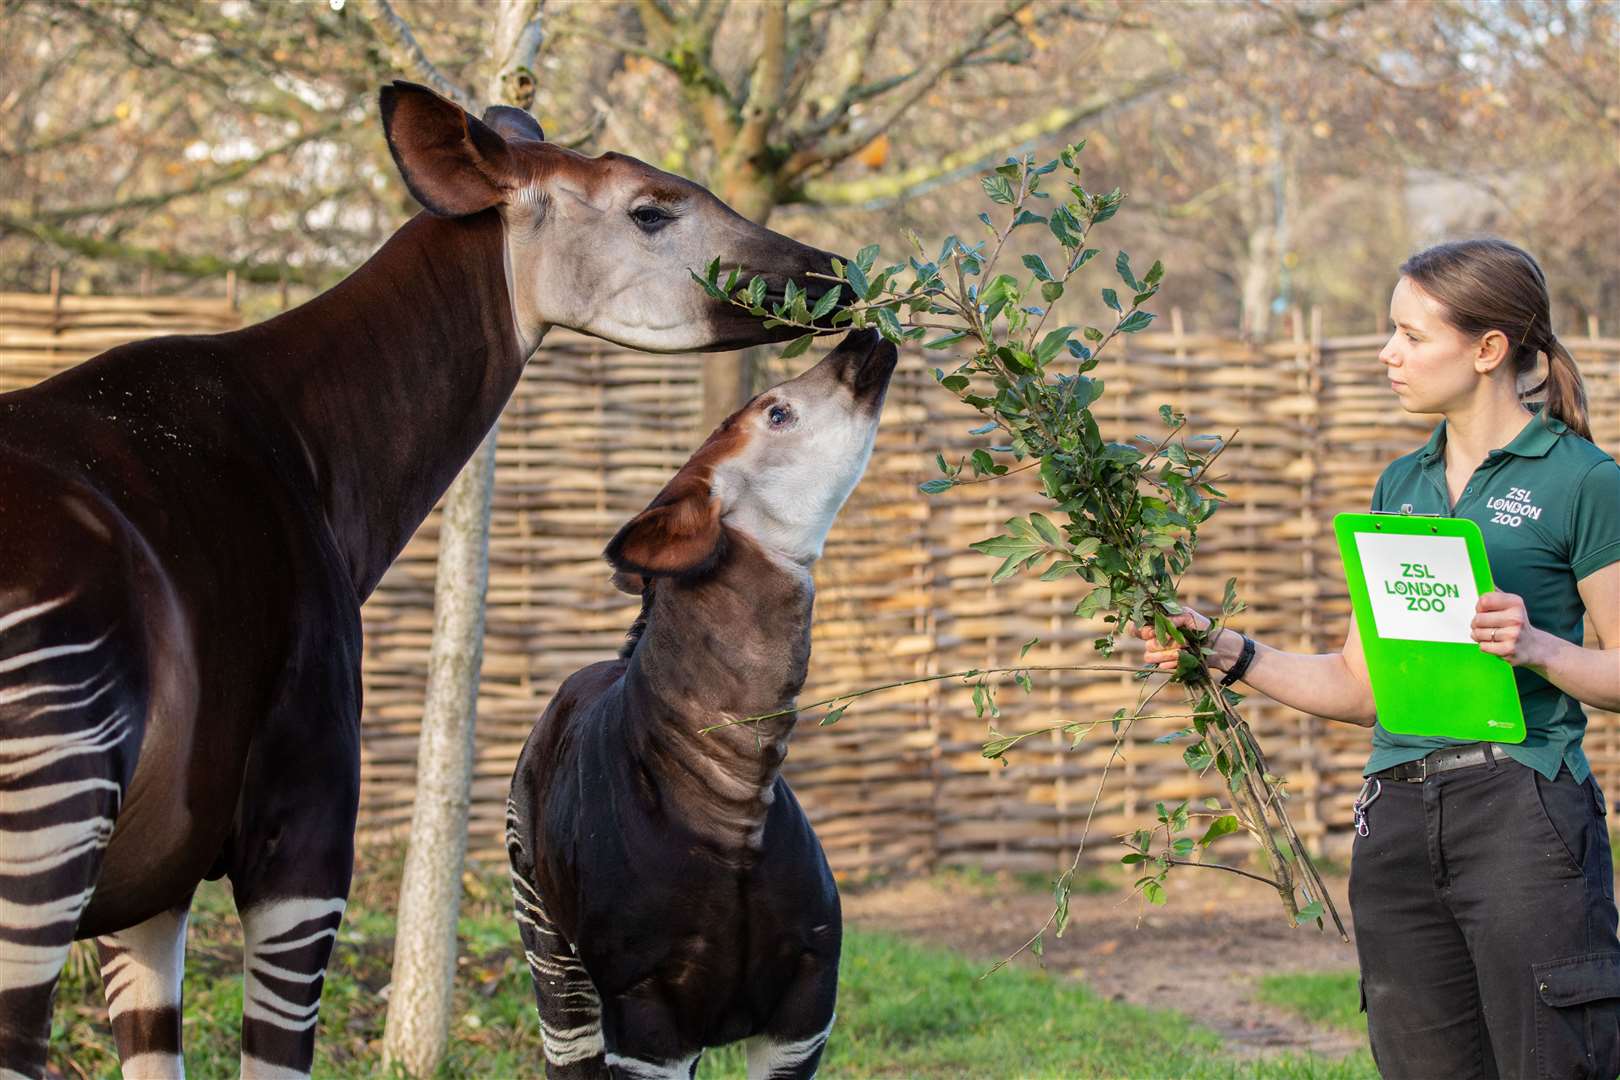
[{"left": 4, "top": 291, "right": 1616, "bottom": 878}]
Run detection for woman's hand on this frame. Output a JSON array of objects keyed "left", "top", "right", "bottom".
[
  {"left": 1133, "top": 607, "right": 1228, "bottom": 670},
  {"left": 1472, "top": 590, "right": 1553, "bottom": 668}
]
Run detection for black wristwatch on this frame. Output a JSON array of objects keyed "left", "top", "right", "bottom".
[{"left": 1219, "top": 632, "right": 1256, "bottom": 687}]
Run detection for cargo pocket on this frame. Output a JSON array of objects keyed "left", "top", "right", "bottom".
[{"left": 1534, "top": 952, "right": 1620, "bottom": 1080}]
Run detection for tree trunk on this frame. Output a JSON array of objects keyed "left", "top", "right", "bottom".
[
  {"left": 380, "top": 426, "right": 498, "bottom": 1075},
  {"left": 380, "top": 4, "right": 541, "bottom": 1075}
]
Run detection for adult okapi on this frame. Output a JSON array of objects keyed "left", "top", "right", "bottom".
[
  {"left": 507, "top": 329, "right": 898, "bottom": 1079},
  {"left": 0, "top": 80, "right": 846, "bottom": 1078}
]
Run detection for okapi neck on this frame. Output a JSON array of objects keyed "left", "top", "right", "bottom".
[
  {"left": 239, "top": 210, "right": 526, "bottom": 598},
  {"left": 621, "top": 548, "right": 815, "bottom": 846}
]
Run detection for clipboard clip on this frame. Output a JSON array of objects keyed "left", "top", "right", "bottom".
[{"left": 1371, "top": 504, "right": 1442, "bottom": 518}]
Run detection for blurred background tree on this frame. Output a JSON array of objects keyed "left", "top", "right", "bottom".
[{"left": 4, "top": 0, "right": 1611, "bottom": 343}]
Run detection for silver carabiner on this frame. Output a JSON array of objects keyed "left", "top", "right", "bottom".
[{"left": 1352, "top": 778, "right": 1382, "bottom": 837}]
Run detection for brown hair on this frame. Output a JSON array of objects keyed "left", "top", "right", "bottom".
[{"left": 1400, "top": 238, "right": 1590, "bottom": 441}]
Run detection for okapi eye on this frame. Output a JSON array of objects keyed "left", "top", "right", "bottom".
[
  {"left": 768, "top": 404, "right": 792, "bottom": 428},
  {"left": 629, "top": 205, "right": 673, "bottom": 232}
]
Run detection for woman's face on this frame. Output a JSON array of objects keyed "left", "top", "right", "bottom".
[{"left": 1378, "top": 276, "right": 1485, "bottom": 416}]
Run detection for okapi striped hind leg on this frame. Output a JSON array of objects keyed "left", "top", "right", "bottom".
[
  {"left": 508, "top": 816, "right": 606, "bottom": 1077},
  {"left": 96, "top": 901, "right": 191, "bottom": 1078},
  {"left": 0, "top": 595, "right": 136, "bottom": 1078},
  {"left": 236, "top": 897, "right": 346, "bottom": 1079}
]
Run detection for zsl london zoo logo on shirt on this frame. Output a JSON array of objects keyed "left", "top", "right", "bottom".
[{"left": 1486, "top": 486, "right": 1544, "bottom": 529}]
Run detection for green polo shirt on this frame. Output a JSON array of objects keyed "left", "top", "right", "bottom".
[{"left": 1364, "top": 409, "right": 1620, "bottom": 781}]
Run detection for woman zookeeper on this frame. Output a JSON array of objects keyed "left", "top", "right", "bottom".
[{"left": 1140, "top": 238, "right": 1620, "bottom": 1079}]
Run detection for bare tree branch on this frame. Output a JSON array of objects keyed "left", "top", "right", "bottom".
[
  {"left": 0, "top": 213, "right": 341, "bottom": 287},
  {"left": 358, "top": 0, "right": 476, "bottom": 109},
  {"left": 791, "top": 0, "right": 1370, "bottom": 206},
  {"left": 39, "top": 120, "right": 343, "bottom": 224},
  {"left": 727, "top": 1, "right": 788, "bottom": 168},
  {"left": 780, "top": 0, "right": 1030, "bottom": 181}
]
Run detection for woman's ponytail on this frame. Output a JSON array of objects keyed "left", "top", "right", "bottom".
[{"left": 1537, "top": 332, "right": 1592, "bottom": 442}]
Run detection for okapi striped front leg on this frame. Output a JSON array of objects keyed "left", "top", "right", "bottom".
[
  {"left": 234, "top": 896, "right": 347, "bottom": 1078},
  {"left": 508, "top": 813, "right": 606, "bottom": 1078},
  {"left": 96, "top": 899, "right": 192, "bottom": 1078},
  {"left": 0, "top": 593, "right": 141, "bottom": 1079}
]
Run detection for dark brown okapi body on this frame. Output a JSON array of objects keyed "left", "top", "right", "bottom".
[
  {"left": 508, "top": 332, "right": 898, "bottom": 1080},
  {"left": 0, "top": 81, "right": 842, "bottom": 1078}
]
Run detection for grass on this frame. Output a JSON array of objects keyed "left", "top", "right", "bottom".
[
  {"left": 1255, "top": 972, "right": 1367, "bottom": 1037},
  {"left": 51, "top": 860, "right": 1375, "bottom": 1080}
]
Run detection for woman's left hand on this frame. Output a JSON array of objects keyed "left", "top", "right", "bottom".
[{"left": 1472, "top": 591, "right": 1551, "bottom": 668}]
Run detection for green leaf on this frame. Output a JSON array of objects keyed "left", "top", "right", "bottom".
[
  {"left": 990, "top": 554, "right": 1026, "bottom": 583},
  {"left": 1021, "top": 253, "right": 1053, "bottom": 282},
  {"left": 1183, "top": 742, "right": 1214, "bottom": 771},
  {"left": 1029, "top": 512, "right": 1064, "bottom": 548},
  {"left": 1296, "top": 900, "right": 1326, "bottom": 922},
  {"left": 1020, "top": 637, "right": 1040, "bottom": 659},
  {"left": 1070, "top": 536, "right": 1101, "bottom": 559},
  {"left": 1141, "top": 879, "right": 1167, "bottom": 905},
  {"left": 704, "top": 256, "right": 721, "bottom": 285},
  {"left": 747, "top": 275, "right": 768, "bottom": 307},
  {"left": 968, "top": 421, "right": 997, "bottom": 435},
  {"left": 1199, "top": 815, "right": 1241, "bottom": 846},
  {"left": 926, "top": 331, "right": 969, "bottom": 350},
  {"left": 780, "top": 333, "right": 815, "bottom": 359},
  {"left": 1118, "top": 310, "right": 1155, "bottom": 333},
  {"left": 844, "top": 261, "right": 871, "bottom": 300},
  {"left": 1035, "top": 326, "right": 1075, "bottom": 365},
  {"left": 1115, "top": 250, "right": 1139, "bottom": 291},
  {"left": 1170, "top": 837, "right": 1196, "bottom": 858},
  {"left": 939, "top": 373, "right": 970, "bottom": 391},
  {"left": 1012, "top": 209, "right": 1047, "bottom": 228},
  {"left": 1074, "top": 585, "right": 1111, "bottom": 619},
  {"left": 1071, "top": 247, "right": 1101, "bottom": 272},
  {"left": 873, "top": 306, "right": 903, "bottom": 341},
  {"left": 1041, "top": 280, "right": 1065, "bottom": 303},
  {"left": 918, "top": 478, "right": 954, "bottom": 494},
  {"left": 1102, "top": 288, "right": 1121, "bottom": 313},
  {"left": 820, "top": 703, "right": 847, "bottom": 726},
  {"left": 1143, "top": 259, "right": 1165, "bottom": 287},
  {"left": 980, "top": 173, "right": 1016, "bottom": 204},
  {"left": 855, "top": 244, "right": 880, "bottom": 273},
  {"left": 810, "top": 286, "right": 841, "bottom": 320}
]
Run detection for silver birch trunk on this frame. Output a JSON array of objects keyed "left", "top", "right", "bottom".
[
  {"left": 380, "top": 426, "right": 498, "bottom": 1075},
  {"left": 380, "top": 3, "right": 542, "bottom": 1074}
]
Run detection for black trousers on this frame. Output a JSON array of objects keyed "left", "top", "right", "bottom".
[{"left": 1350, "top": 749, "right": 1620, "bottom": 1079}]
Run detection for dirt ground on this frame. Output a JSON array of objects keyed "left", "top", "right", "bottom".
[{"left": 842, "top": 868, "right": 1365, "bottom": 1061}]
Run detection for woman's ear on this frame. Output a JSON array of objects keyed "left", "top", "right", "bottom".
[
  {"left": 604, "top": 467, "right": 725, "bottom": 580},
  {"left": 1476, "top": 328, "right": 1512, "bottom": 374},
  {"left": 380, "top": 81, "right": 519, "bottom": 217}
]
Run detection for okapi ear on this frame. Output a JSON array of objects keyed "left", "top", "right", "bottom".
[
  {"left": 482, "top": 105, "right": 545, "bottom": 144},
  {"left": 604, "top": 469, "right": 725, "bottom": 581},
  {"left": 609, "top": 569, "right": 646, "bottom": 595},
  {"left": 380, "top": 80, "right": 516, "bottom": 217}
]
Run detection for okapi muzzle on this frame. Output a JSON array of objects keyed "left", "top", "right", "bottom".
[
  {"left": 0, "top": 78, "right": 848, "bottom": 1079},
  {"left": 507, "top": 331, "right": 897, "bottom": 1079}
]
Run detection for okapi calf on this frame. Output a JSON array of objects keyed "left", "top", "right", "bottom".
[
  {"left": 0, "top": 80, "right": 846, "bottom": 1078},
  {"left": 507, "top": 330, "right": 898, "bottom": 1079}
]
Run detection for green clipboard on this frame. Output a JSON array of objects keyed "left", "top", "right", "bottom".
[{"left": 1334, "top": 512, "right": 1525, "bottom": 743}]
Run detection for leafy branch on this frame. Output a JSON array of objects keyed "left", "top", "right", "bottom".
[{"left": 700, "top": 141, "right": 1346, "bottom": 943}]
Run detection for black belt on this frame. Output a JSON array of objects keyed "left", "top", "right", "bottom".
[{"left": 1371, "top": 743, "right": 1498, "bottom": 783}]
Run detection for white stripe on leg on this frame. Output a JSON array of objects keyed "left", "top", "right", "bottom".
[{"left": 745, "top": 1015, "right": 835, "bottom": 1080}]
